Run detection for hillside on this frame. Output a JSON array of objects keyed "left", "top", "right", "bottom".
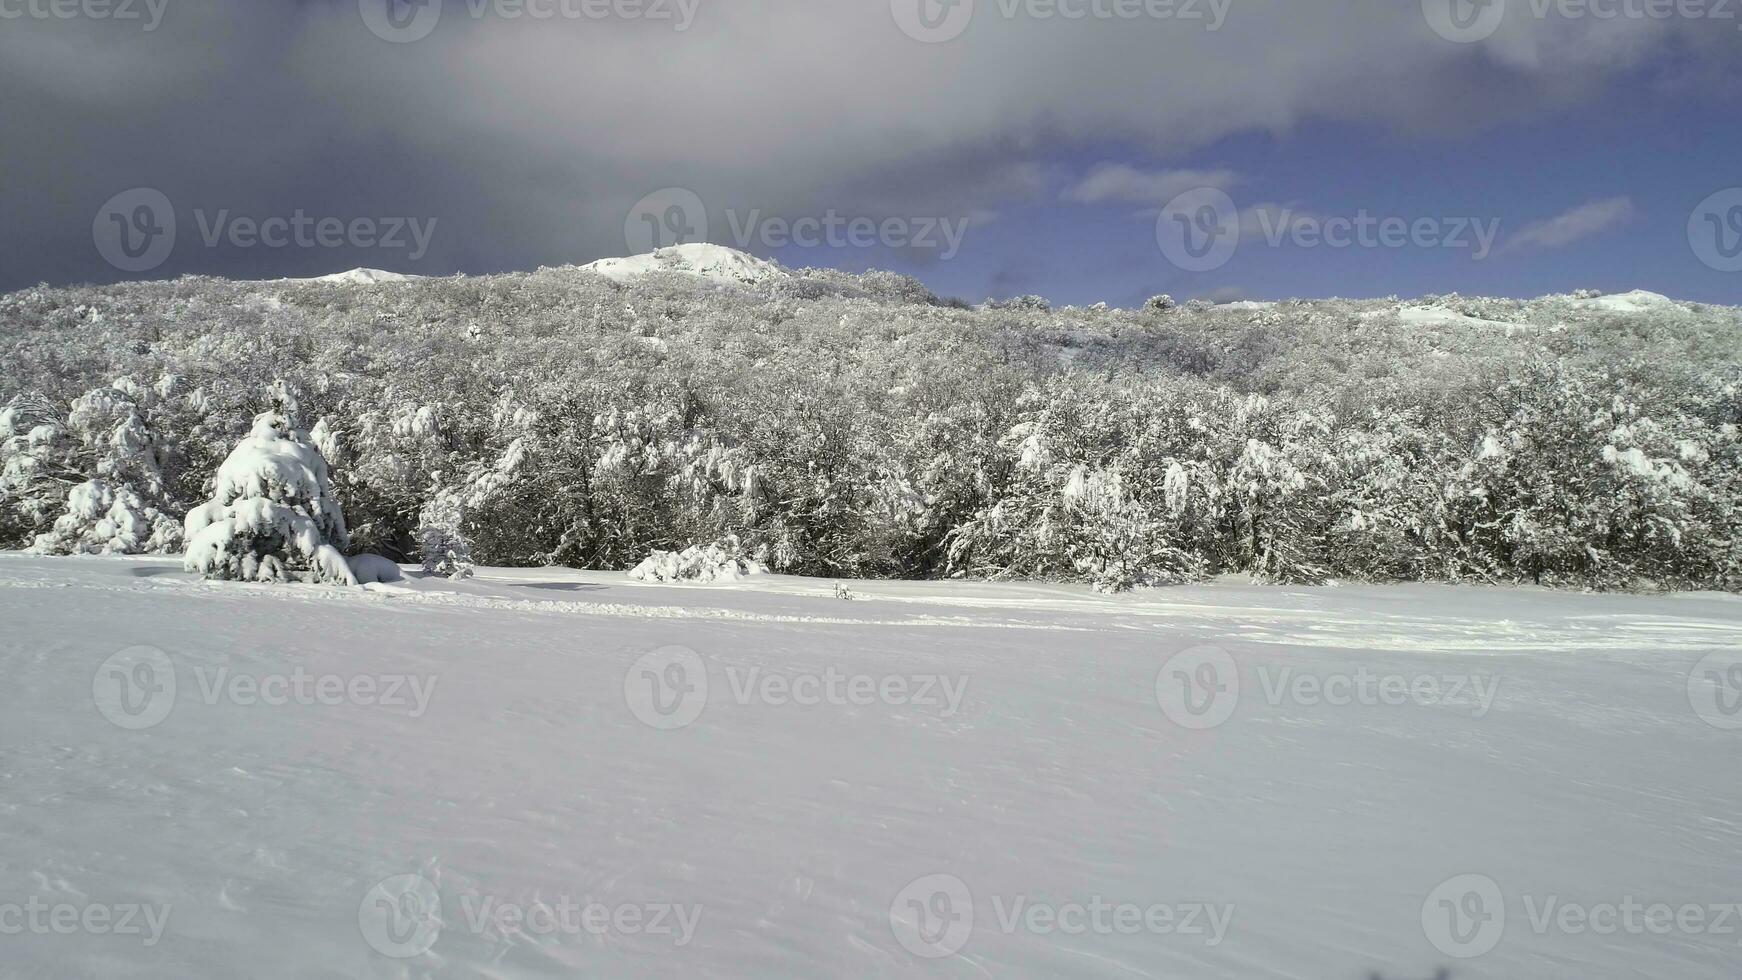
[{"left": 2, "top": 254, "right": 1739, "bottom": 591}]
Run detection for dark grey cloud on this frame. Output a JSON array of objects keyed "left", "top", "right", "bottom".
[{"left": 0, "top": 0, "right": 1731, "bottom": 291}]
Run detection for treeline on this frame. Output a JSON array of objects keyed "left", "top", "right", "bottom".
[{"left": 2, "top": 266, "right": 1738, "bottom": 591}]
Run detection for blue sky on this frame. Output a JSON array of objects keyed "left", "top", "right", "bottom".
[
  {"left": 2, "top": 1, "right": 1738, "bottom": 307},
  {"left": 774, "top": 83, "right": 1742, "bottom": 307}
]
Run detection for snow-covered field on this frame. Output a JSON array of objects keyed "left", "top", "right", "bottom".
[{"left": 3, "top": 553, "right": 1740, "bottom": 979}]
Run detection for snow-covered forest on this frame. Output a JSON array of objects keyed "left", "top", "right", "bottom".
[{"left": 3, "top": 258, "right": 1738, "bottom": 591}]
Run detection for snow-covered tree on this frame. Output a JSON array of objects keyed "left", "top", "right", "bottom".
[
  {"left": 1, "top": 261, "right": 1738, "bottom": 592},
  {"left": 28, "top": 378, "right": 184, "bottom": 556},
  {"left": 182, "top": 411, "right": 355, "bottom": 585},
  {"left": 29, "top": 480, "right": 181, "bottom": 555},
  {"left": 0, "top": 393, "right": 77, "bottom": 547},
  {"left": 417, "top": 488, "right": 474, "bottom": 579}
]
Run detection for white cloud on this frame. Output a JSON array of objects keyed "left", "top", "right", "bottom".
[
  {"left": 1238, "top": 203, "right": 1327, "bottom": 243},
  {"left": 1063, "top": 165, "right": 1239, "bottom": 204},
  {"left": 1504, "top": 197, "right": 1637, "bottom": 252}
]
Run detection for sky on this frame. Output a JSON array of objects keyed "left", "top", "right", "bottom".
[{"left": 1, "top": 0, "right": 1740, "bottom": 306}]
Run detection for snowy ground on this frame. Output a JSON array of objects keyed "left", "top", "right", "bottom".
[{"left": 2, "top": 553, "right": 1740, "bottom": 979}]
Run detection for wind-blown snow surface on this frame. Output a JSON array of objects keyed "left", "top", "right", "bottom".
[{"left": 2, "top": 553, "right": 1740, "bottom": 978}]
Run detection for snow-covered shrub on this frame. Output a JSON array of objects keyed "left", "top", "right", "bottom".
[
  {"left": 348, "top": 553, "right": 405, "bottom": 584},
  {"left": 66, "top": 381, "right": 172, "bottom": 493},
  {"left": 0, "top": 394, "right": 74, "bottom": 547},
  {"left": 1318, "top": 414, "right": 1444, "bottom": 582},
  {"left": 29, "top": 479, "right": 181, "bottom": 555},
  {"left": 986, "top": 294, "right": 1051, "bottom": 312},
  {"left": 1059, "top": 465, "right": 1202, "bottom": 592},
  {"left": 947, "top": 398, "right": 1207, "bottom": 592},
  {"left": 417, "top": 491, "right": 474, "bottom": 579},
  {"left": 1226, "top": 433, "right": 1328, "bottom": 584},
  {"left": 629, "top": 537, "right": 766, "bottom": 583},
  {"left": 16, "top": 378, "right": 192, "bottom": 556},
  {"left": 182, "top": 412, "right": 356, "bottom": 585}
]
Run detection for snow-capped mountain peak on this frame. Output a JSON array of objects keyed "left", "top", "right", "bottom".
[
  {"left": 579, "top": 243, "right": 787, "bottom": 286},
  {"left": 276, "top": 268, "right": 422, "bottom": 285}
]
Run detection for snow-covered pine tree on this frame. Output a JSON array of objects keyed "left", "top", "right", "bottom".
[{"left": 182, "top": 411, "right": 356, "bottom": 585}]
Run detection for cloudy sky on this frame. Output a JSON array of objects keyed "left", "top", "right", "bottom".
[{"left": 2, "top": 0, "right": 1739, "bottom": 304}]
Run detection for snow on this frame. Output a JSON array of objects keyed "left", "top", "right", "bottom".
[
  {"left": 629, "top": 540, "right": 767, "bottom": 583},
  {"left": 579, "top": 244, "right": 788, "bottom": 286},
  {"left": 1572, "top": 290, "right": 1677, "bottom": 314},
  {"left": 182, "top": 413, "right": 353, "bottom": 584},
  {"left": 208, "top": 419, "right": 339, "bottom": 511},
  {"left": 1602, "top": 444, "right": 1693, "bottom": 489},
  {"left": 3, "top": 552, "right": 1740, "bottom": 977},
  {"left": 277, "top": 268, "right": 422, "bottom": 285},
  {"left": 28, "top": 478, "right": 180, "bottom": 555},
  {"left": 1215, "top": 300, "right": 1276, "bottom": 310},
  {"left": 347, "top": 553, "right": 405, "bottom": 585},
  {"left": 1393, "top": 305, "right": 1520, "bottom": 329}
]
